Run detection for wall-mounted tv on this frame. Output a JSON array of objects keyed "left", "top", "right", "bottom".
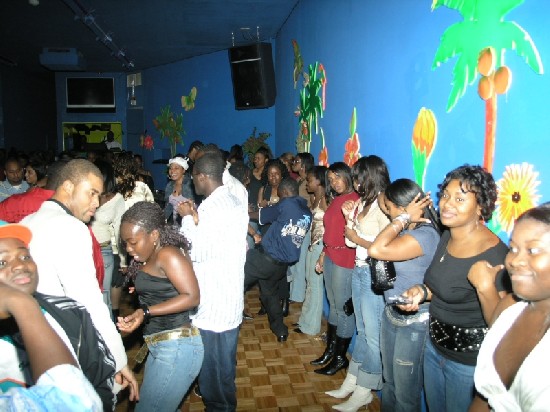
[{"left": 66, "top": 77, "right": 115, "bottom": 110}]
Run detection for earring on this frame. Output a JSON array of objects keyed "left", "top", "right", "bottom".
[{"left": 154, "top": 241, "right": 157, "bottom": 246}]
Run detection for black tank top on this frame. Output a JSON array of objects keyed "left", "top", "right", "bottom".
[{"left": 135, "top": 270, "right": 192, "bottom": 335}]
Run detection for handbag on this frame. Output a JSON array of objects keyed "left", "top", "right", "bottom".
[{"left": 367, "top": 257, "right": 396, "bottom": 291}]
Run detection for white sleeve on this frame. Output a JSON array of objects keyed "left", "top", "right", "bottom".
[{"left": 50, "top": 223, "right": 128, "bottom": 373}]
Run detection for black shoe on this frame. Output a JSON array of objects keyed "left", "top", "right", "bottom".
[
  {"left": 257, "top": 307, "right": 267, "bottom": 316},
  {"left": 277, "top": 334, "right": 288, "bottom": 342},
  {"left": 293, "top": 327, "right": 303, "bottom": 334},
  {"left": 242, "top": 311, "right": 253, "bottom": 321},
  {"left": 310, "top": 323, "right": 337, "bottom": 366},
  {"left": 314, "top": 336, "right": 352, "bottom": 375},
  {"left": 281, "top": 298, "right": 289, "bottom": 317}
]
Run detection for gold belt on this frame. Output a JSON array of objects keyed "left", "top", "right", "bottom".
[
  {"left": 134, "top": 326, "right": 199, "bottom": 364},
  {"left": 99, "top": 240, "right": 111, "bottom": 247}
]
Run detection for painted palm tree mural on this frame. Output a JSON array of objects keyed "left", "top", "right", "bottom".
[
  {"left": 432, "top": 0, "right": 543, "bottom": 173},
  {"left": 297, "top": 62, "right": 325, "bottom": 153}
]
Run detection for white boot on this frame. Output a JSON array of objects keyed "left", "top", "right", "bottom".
[
  {"left": 325, "top": 373, "right": 357, "bottom": 398},
  {"left": 332, "top": 386, "right": 373, "bottom": 412}
]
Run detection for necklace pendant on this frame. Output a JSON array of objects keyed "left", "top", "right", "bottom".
[{"left": 440, "top": 255, "right": 445, "bottom": 262}]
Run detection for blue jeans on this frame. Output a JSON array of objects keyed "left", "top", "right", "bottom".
[
  {"left": 423, "top": 338, "right": 476, "bottom": 412},
  {"left": 297, "top": 242, "right": 324, "bottom": 334},
  {"left": 136, "top": 331, "right": 203, "bottom": 412},
  {"left": 323, "top": 255, "right": 355, "bottom": 338},
  {"left": 288, "top": 231, "right": 310, "bottom": 302},
  {"left": 101, "top": 246, "right": 114, "bottom": 314},
  {"left": 349, "top": 265, "right": 384, "bottom": 389},
  {"left": 198, "top": 326, "right": 240, "bottom": 412},
  {"left": 381, "top": 305, "right": 429, "bottom": 412}
]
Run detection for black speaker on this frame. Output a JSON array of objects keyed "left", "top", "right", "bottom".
[{"left": 229, "top": 43, "right": 276, "bottom": 110}]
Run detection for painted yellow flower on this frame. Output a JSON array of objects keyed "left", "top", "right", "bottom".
[{"left": 496, "top": 163, "right": 541, "bottom": 233}]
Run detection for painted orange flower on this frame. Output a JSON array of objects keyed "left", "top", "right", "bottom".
[
  {"left": 496, "top": 163, "right": 541, "bottom": 233},
  {"left": 343, "top": 108, "right": 360, "bottom": 166},
  {"left": 319, "top": 146, "right": 329, "bottom": 167},
  {"left": 344, "top": 133, "right": 360, "bottom": 166},
  {"left": 318, "top": 127, "right": 329, "bottom": 166}
]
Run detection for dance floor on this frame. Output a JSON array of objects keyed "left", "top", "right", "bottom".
[{"left": 115, "top": 286, "right": 381, "bottom": 411}]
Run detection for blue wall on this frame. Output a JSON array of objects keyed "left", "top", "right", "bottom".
[
  {"left": 275, "top": 0, "right": 550, "bottom": 241},
  {"left": 139, "top": 51, "right": 276, "bottom": 188},
  {"left": 53, "top": 0, "right": 549, "bottom": 239}
]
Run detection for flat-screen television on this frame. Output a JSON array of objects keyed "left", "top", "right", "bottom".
[{"left": 66, "top": 77, "right": 115, "bottom": 110}]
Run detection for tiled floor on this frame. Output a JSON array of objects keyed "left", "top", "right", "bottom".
[{"left": 115, "top": 287, "right": 380, "bottom": 411}]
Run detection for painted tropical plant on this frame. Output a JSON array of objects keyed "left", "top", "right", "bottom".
[
  {"left": 411, "top": 107, "right": 438, "bottom": 190},
  {"left": 297, "top": 62, "right": 325, "bottom": 153},
  {"left": 152, "top": 105, "right": 184, "bottom": 158},
  {"left": 343, "top": 107, "right": 360, "bottom": 167},
  {"left": 432, "top": 0, "right": 543, "bottom": 172}
]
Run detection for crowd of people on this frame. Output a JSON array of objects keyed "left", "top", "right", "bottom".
[{"left": 0, "top": 143, "right": 549, "bottom": 412}]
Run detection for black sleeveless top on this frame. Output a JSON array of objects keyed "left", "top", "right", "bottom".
[{"left": 135, "top": 270, "right": 192, "bottom": 335}]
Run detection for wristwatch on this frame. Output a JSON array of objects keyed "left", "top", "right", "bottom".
[{"left": 140, "top": 304, "right": 152, "bottom": 323}]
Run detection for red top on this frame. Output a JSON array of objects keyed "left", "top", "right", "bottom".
[
  {"left": 0, "top": 187, "right": 104, "bottom": 291},
  {"left": 0, "top": 187, "right": 54, "bottom": 223},
  {"left": 323, "top": 191, "right": 360, "bottom": 269}
]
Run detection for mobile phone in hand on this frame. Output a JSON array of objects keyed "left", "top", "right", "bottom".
[{"left": 387, "top": 295, "right": 412, "bottom": 305}]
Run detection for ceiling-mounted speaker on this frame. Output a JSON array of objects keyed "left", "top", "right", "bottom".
[{"left": 229, "top": 42, "right": 276, "bottom": 110}]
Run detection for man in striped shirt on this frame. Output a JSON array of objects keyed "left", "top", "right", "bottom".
[{"left": 180, "top": 151, "right": 249, "bottom": 411}]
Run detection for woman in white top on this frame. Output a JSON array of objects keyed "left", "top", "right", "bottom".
[
  {"left": 90, "top": 160, "right": 125, "bottom": 317},
  {"left": 472, "top": 203, "right": 550, "bottom": 411},
  {"left": 325, "top": 155, "right": 390, "bottom": 411}
]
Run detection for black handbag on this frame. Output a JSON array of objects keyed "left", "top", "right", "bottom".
[{"left": 367, "top": 257, "right": 396, "bottom": 291}]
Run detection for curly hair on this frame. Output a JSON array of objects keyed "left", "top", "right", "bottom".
[
  {"left": 351, "top": 155, "right": 390, "bottom": 208},
  {"left": 326, "top": 162, "right": 353, "bottom": 202},
  {"left": 437, "top": 164, "right": 497, "bottom": 222},
  {"left": 113, "top": 153, "right": 137, "bottom": 200},
  {"left": 121, "top": 201, "right": 191, "bottom": 281},
  {"left": 261, "top": 159, "right": 289, "bottom": 183}
]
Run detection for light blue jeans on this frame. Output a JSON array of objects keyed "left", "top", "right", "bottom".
[
  {"left": 423, "top": 338, "right": 476, "bottom": 412},
  {"left": 135, "top": 331, "right": 204, "bottom": 412},
  {"left": 380, "top": 304, "right": 429, "bottom": 412},
  {"left": 349, "top": 265, "right": 384, "bottom": 390},
  {"left": 323, "top": 255, "right": 355, "bottom": 338},
  {"left": 297, "top": 242, "right": 324, "bottom": 334},
  {"left": 101, "top": 246, "right": 114, "bottom": 314},
  {"left": 288, "top": 231, "right": 310, "bottom": 302}
]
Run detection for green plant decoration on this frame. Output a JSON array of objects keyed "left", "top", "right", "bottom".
[
  {"left": 242, "top": 127, "right": 272, "bottom": 167},
  {"left": 152, "top": 105, "right": 184, "bottom": 158},
  {"left": 297, "top": 62, "right": 324, "bottom": 153},
  {"left": 432, "top": 0, "right": 543, "bottom": 172}
]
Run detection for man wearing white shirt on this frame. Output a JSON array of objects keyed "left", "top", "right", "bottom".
[
  {"left": 179, "top": 151, "right": 248, "bottom": 411},
  {"left": 21, "top": 159, "right": 137, "bottom": 398}
]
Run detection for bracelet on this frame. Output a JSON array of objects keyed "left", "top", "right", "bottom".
[
  {"left": 394, "top": 213, "right": 411, "bottom": 229},
  {"left": 140, "top": 304, "right": 152, "bottom": 323},
  {"left": 418, "top": 284, "right": 429, "bottom": 304}
]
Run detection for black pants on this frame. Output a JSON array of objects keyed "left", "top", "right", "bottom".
[{"left": 244, "top": 248, "right": 289, "bottom": 336}]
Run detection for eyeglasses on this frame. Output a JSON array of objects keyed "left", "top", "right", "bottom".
[{"left": 292, "top": 159, "right": 301, "bottom": 164}]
